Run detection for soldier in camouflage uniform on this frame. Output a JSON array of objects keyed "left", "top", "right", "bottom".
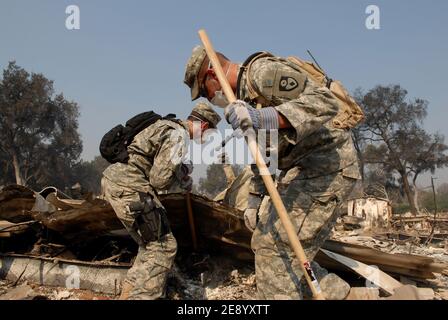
[
  {"left": 101, "top": 103, "right": 221, "bottom": 300},
  {"left": 184, "top": 46, "right": 360, "bottom": 299}
]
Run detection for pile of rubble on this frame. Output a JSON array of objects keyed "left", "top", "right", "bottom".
[
  {"left": 0, "top": 184, "right": 447, "bottom": 300},
  {"left": 0, "top": 253, "right": 257, "bottom": 300},
  {"left": 330, "top": 230, "right": 448, "bottom": 300},
  {"left": 331, "top": 204, "right": 448, "bottom": 300}
]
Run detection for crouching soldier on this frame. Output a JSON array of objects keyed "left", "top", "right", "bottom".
[{"left": 101, "top": 103, "right": 221, "bottom": 300}]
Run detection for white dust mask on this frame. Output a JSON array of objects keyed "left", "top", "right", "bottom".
[{"left": 211, "top": 90, "right": 229, "bottom": 108}]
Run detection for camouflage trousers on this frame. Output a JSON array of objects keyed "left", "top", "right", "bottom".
[
  {"left": 101, "top": 177, "right": 177, "bottom": 300},
  {"left": 251, "top": 167, "right": 357, "bottom": 300}
]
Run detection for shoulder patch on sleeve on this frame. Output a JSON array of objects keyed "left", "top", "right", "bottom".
[
  {"left": 279, "top": 76, "right": 299, "bottom": 91},
  {"left": 273, "top": 68, "right": 307, "bottom": 101}
]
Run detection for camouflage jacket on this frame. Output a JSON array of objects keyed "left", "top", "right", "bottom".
[
  {"left": 103, "top": 119, "right": 189, "bottom": 193},
  {"left": 237, "top": 54, "right": 361, "bottom": 194}
]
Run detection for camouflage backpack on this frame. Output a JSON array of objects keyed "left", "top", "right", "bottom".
[{"left": 244, "top": 52, "right": 364, "bottom": 130}]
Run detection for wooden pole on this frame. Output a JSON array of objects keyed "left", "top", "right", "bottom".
[
  {"left": 186, "top": 192, "right": 198, "bottom": 251},
  {"left": 198, "top": 29, "right": 324, "bottom": 300}
]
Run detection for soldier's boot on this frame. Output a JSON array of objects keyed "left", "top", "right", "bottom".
[
  {"left": 118, "top": 281, "right": 134, "bottom": 300},
  {"left": 301, "top": 262, "right": 350, "bottom": 300},
  {"left": 320, "top": 273, "right": 351, "bottom": 300}
]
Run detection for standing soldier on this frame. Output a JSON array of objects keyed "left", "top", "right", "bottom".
[
  {"left": 101, "top": 103, "right": 220, "bottom": 300},
  {"left": 184, "top": 46, "right": 361, "bottom": 299}
]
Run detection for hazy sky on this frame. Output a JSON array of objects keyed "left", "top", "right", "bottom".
[{"left": 1, "top": 0, "right": 447, "bottom": 187}]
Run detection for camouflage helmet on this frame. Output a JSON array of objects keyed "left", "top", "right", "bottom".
[
  {"left": 189, "top": 102, "right": 221, "bottom": 128},
  {"left": 184, "top": 45, "right": 208, "bottom": 101}
]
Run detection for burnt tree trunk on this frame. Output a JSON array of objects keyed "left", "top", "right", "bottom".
[
  {"left": 412, "top": 175, "right": 421, "bottom": 214},
  {"left": 401, "top": 171, "right": 418, "bottom": 215},
  {"left": 11, "top": 150, "right": 24, "bottom": 186}
]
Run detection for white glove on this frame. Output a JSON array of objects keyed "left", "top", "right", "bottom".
[{"left": 225, "top": 100, "right": 279, "bottom": 131}]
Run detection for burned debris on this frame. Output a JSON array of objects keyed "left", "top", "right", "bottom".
[{"left": 0, "top": 184, "right": 447, "bottom": 300}]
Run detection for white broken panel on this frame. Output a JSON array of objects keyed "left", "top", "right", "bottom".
[{"left": 0, "top": 255, "right": 128, "bottom": 295}]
